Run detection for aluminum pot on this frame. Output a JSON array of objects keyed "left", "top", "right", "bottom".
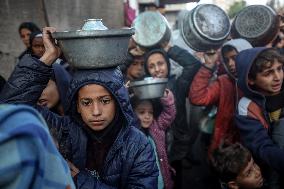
[
  {"left": 132, "top": 11, "right": 171, "bottom": 49},
  {"left": 52, "top": 19, "right": 134, "bottom": 69},
  {"left": 231, "top": 5, "right": 279, "bottom": 47},
  {"left": 180, "top": 4, "right": 231, "bottom": 52},
  {"left": 129, "top": 77, "right": 168, "bottom": 100}
]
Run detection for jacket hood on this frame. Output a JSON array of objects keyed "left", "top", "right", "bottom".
[
  {"left": 221, "top": 38, "right": 252, "bottom": 79},
  {"left": 144, "top": 48, "right": 171, "bottom": 78},
  {"left": 236, "top": 47, "right": 268, "bottom": 107},
  {"left": 65, "top": 66, "right": 135, "bottom": 127},
  {"left": 51, "top": 63, "right": 72, "bottom": 113}
]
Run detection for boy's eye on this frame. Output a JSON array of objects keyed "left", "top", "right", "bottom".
[
  {"left": 100, "top": 97, "right": 112, "bottom": 105},
  {"left": 137, "top": 110, "right": 144, "bottom": 114},
  {"left": 277, "top": 66, "right": 283, "bottom": 71},
  {"left": 81, "top": 100, "right": 92, "bottom": 106},
  {"left": 263, "top": 70, "right": 272, "bottom": 76},
  {"left": 148, "top": 64, "right": 154, "bottom": 70},
  {"left": 157, "top": 61, "right": 164, "bottom": 66}
]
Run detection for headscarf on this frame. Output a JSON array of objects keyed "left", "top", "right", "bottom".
[{"left": 144, "top": 49, "right": 171, "bottom": 78}]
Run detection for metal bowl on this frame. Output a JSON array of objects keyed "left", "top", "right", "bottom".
[
  {"left": 52, "top": 21, "right": 134, "bottom": 69},
  {"left": 129, "top": 78, "right": 168, "bottom": 100}
]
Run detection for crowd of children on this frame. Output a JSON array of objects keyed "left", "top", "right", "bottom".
[{"left": 0, "top": 9, "right": 284, "bottom": 189}]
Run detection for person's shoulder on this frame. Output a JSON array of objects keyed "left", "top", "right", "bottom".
[
  {"left": 238, "top": 97, "right": 253, "bottom": 116},
  {"left": 238, "top": 96, "right": 263, "bottom": 118}
]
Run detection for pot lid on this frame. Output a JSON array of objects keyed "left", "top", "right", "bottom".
[{"left": 82, "top": 19, "right": 108, "bottom": 30}]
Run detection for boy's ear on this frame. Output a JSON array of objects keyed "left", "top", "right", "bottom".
[
  {"left": 248, "top": 78, "right": 255, "bottom": 86},
  {"left": 227, "top": 181, "right": 239, "bottom": 189}
]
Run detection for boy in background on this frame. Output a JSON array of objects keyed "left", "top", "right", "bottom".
[{"left": 210, "top": 143, "right": 264, "bottom": 189}]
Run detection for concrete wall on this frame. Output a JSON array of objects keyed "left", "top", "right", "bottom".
[{"left": 0, "top": 0, "right": 124, "bottom": 80}]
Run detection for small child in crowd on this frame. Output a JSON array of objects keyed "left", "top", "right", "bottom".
[
  {"left": 131, "top": 88, "right": 176, "bottom": 189},
  {"left": 210, "top": 143, "right": 264, "bottom": 189}
]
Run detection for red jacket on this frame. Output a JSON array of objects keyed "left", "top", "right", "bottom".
[{"left": 189, "top": 66, "right": 241, "bottom": 152}]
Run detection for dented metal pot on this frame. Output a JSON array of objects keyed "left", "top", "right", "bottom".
[
  {"left": 231, "top": 5, "right": 280, "bottom": 47},
  {"left": 132, "top": 11, "right": 171, "bottom": 49},
  {"left": 180, "top": 4, "right": 231, "bottom": 52},
  {"left": 52, "top": 19, "right": 134, "bottom": 69}
]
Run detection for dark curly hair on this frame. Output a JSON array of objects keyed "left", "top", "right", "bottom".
[
  {"left": 248, "top": 48, "right": 284, "bottom": 80},
  {"left": 210, "top": 142, "right": 251, "bottom": 184}
]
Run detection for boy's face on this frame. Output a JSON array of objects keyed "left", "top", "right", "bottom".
[
  {"left": 32, "top": 37, "right": 45, "bottom": 58},
  {"left": 224, "top": 49, "right": 238, "bottom": 77},
  {"left": 147, "top": 53, "right": 168, "bottom": 78},
  {"left": 248, "top": 60, "right": 283, "bottom": 96},
  {"left": 127, "top": 58, "right": 144, "bottom": 80},
  {"left": 230, "top": 158, "right": 263, "bottom": 189},
  {"left": 77, "top": 84, "right": 116, "bottom": 131},
  {"left": 135, "top": 101, "right": 153, "bottom": 129},
  {"left": 37, "top": 80, "right": 60, "bottom": 109}
]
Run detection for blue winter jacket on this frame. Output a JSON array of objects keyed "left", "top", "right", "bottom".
[
  {"left": 0, "top": 55, "right": 159, "bottom": 188},
  {"left": 235, "top": 47, "right": 284, "bottom": 174}
]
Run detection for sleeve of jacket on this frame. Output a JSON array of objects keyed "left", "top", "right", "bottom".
[
  {"left": 167, "top": 45, "right": 201, "bottom": 86},
  {"left": 235, "top": 114, "right": 284, "bottom": 174},
  {"left": 0, "top": 55, "right": 68, "bottom": 140},
  {"left": 0, "top": 55, "right": 52, "bottom": 105},
  {"left": 156, "top": 89, "right": 176, "bottom": 131},
  {"left": 36, "top": 106, "right": 70, "bottom": 136},
  {"left": 125, "top": 132, "right": 158, "bottom": 189},
  {"left": 189, "top": 66, "right": 220, "bottom": 106}
]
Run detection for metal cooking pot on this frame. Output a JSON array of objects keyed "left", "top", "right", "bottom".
[
  {"left": 132, "top": 11, "right": 171, "bottom": 49},
  {"left": 180, "top": 4, "right": 231, "bottom": 52},
  {"left": 52, "top": 19, "right": 134, "bottom": 69},
  {"left": 231, "top": 5, "right": 279, "bottom": 47},
  {"left": 129, "top": 77, "right": 168, "bottom": 100}
]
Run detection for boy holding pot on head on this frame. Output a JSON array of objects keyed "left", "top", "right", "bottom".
[
  {"left": 0, "top": 27, "right": 158, "bottom": 188},
  {"left": 189, "top": 39, "right": 252, "bottom": 153}
]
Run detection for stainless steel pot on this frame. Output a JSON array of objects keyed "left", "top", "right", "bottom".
[
  {"left": 231, "top": 5, "right": 279, "bottom": 47},
  {"left": 180, "top": 4, "right": 231, "bottom": 52},
  {"left": 132, "top": 11, "right": 171, "bottom": 49},
  {"left": 129, "top": 77, "right": 168, "bottom": 100},
  {"left": 52, "top": 19, "right": 134, "bottom": 69}
]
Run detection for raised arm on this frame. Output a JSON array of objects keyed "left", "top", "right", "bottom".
[
  {"left": 156, "top": 89, "right": 176, "bottom": 131},
  {"left": 189, "top": 52, "right": 220, "bottom": 106},
  {"left": 0, "top": 27, "right": 61, "bottom": 105},
  {"left": 168, "top": 45, "right": 200, "bottom": 81}
]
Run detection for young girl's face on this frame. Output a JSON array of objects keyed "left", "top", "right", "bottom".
[{"left": 135, "top": 100, "right": 154, "bottom": 129}]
